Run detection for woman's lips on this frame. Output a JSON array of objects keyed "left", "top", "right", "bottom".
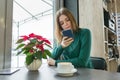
[{"left": 65, "top": 27, "right": 71, "bottom": 30}]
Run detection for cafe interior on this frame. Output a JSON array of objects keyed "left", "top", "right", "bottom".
[{"left": 0, "top": 0, "right": 120, "bottom": 80}]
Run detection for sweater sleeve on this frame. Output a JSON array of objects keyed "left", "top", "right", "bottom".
[
  {"left": 55, "top": 29, "right": 92, "bottom": 67},
  {"left": 51, "top": 45, "right": 64, "bottom": 60}
]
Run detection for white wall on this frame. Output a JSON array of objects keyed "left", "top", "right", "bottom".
[{"left": 79, "top": 0, "right": 105, "bottom": 57}]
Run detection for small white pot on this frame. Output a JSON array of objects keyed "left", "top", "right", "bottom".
[{"left": 26, "top": 59, "right": 42, "bottom": 71}]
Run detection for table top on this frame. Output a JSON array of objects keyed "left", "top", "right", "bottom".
[{"left": 0, "top": 63, "right": 120, "bottom": 80}]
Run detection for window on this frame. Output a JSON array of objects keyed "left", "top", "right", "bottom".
[{"left": 11, "top": 0, "right": 54, "bottom": 67}]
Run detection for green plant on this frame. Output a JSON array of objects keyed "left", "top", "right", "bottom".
[{"left": 15, "top": 33, "right": 52, "bottom": 65}]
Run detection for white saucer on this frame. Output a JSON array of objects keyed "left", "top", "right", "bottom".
[{"left": 56, "top": 68, "right": 77, "bottom": 76}]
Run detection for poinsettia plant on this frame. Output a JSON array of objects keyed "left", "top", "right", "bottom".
[{"left": 15, "top": 33, "right": 52, "bottom": 65}]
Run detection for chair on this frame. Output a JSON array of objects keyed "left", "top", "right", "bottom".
[
  {"left": 90, "top": 57, "right": 107, "bottom": 70},
  {"left": 117, "top": 64, "right": 120, "bottom": 72}
]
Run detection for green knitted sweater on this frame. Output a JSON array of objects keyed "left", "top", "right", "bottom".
[{"left": 52, "top": 28, "right": 93, "bottom": 68}]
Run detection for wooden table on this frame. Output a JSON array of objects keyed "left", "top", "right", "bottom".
[{"left": 0, "top": 63, "right": 120, "bottom": 80}]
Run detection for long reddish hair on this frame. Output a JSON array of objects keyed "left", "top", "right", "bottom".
[{"left": 55, "top": 8, "right": 79, "bottom": 44}]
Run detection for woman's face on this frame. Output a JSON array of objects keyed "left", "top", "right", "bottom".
[{"left": 59, "top": 14, "right": 72, "bottom": 30}]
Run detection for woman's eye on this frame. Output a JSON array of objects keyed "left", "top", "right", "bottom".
[
  {"left": 66, "top": 18, "right": 70, "bottom": 21},
  {"left": 60, "top": 22, "right": 64, "bottom": 25}
]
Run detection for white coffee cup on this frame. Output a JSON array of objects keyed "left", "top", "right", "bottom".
[{"left": 57, "top": 62, "right": 74, "bottom": 73}]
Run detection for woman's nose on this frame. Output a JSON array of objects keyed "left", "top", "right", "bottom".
[{"left": 64, "top": 21, "right": 68, "bottom": 26}]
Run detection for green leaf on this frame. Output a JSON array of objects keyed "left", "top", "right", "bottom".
[
  {"left": 44, "top": 43, "right": 52, "bottom": 48},
  {"left": 34, "top": 51, "right": 42, "bottom": 60},
  {"left": 16, "top": 39, "right": 24, "bottom": 44},
  {"left": 44, "top": 49, "right": 51, "bottom": 57},
  {"left": 15, "top": 44, "right": 25, "bottom": 50},
  {"left": 16, "top": 50, "right": 23, "bottom": 55},
  {"left": 38, "top": 40, "right": 44, "bottom": 44},
  {"left": 22, "top": 48, "right": 30, "bottom": 54},
  {"left": 25, "top": 43, "right": 35, "bottom": 48},
  {"left": 26, "top": 52, "right": 32, "bottom": 56},
  {"left": 26, "top": 55, "right": 34, "bottom": 65},
  {"left": 30, "top": 39, "right": 37, "bottom": 43},
  {"left": 42, "top": 51, "right": 47, "bottom": 59}
]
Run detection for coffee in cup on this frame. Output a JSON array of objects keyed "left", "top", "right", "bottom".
[{"left": 57, "top": 62, "right": 74, "bottom": 73}]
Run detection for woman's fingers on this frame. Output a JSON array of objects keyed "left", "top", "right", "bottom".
[
  {"left": 61, "top": 37, "right": 74, "bottom": 48},
  {"left": 47, "top": 58, "right": 55, "bottom": 66}
]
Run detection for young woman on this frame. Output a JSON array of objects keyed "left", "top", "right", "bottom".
[{"left": 47, "top": 8, "right": 93, "bottom": 68}]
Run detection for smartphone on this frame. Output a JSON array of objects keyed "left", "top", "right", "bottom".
[{"left": 62, "top": 29, "right": 74, "bottom": 38}]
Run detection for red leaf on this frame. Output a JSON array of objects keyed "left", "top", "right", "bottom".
[
  {"left": 20, "top": 35, "right": 29, "bottom": 41},
  {"left": 36, "top": 44, "right": 44, "bottom": 52},
  {"left": 29, "top": 33, "right": 36, "bottom": 38},
  {"left": 29, "top": 49, "right": 34, "bottom": 54},
  {"left": 43, "top": 39, "right": 51, "bottom": 44},
  {"left": 36, "top": 35, "right": 43, "bottom": 40}
]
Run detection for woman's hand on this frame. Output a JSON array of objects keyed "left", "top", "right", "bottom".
[
  {"left": 61, "top": 37, "right": 74, "bottom": 48},
  {"left": 47, "top": 58, "right": 55, "bottom": 66}
]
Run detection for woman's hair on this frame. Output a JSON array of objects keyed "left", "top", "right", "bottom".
[{"left": 55, "top": 8, "right": 79, "bottom": 44}]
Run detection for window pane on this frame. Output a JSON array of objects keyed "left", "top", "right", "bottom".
[{"left": 11, "top": 0, "right": 53, "bottom": 67}]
